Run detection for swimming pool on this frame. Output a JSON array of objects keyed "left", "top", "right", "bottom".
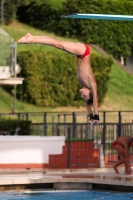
[{"left": 0, "top": 190, "right": 133, "bottom": 200}]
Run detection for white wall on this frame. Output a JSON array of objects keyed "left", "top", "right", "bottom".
[{"left": 0, "top": 136, "right": 65, "bottom": 164}]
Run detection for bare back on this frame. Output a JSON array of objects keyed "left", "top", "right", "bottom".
[{"left": 116, "top": 136, "right": 132, "bottom": 147}]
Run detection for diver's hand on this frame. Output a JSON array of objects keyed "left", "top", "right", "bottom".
[
  {"left": 91, "top": 119, "right": 99, "bottom": 125},
  {"left": 90, "top": 114, "right": 100, "bottom": 125}
]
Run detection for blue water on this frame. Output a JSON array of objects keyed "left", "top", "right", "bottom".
[{"left": 0, "top": 190, "right": 133, "bottom": 200}]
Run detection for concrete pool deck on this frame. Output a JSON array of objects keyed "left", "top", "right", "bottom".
[{"left": 0, "top": 168, "right": 133, "bottom": 192}]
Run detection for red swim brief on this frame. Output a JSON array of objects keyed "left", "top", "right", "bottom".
[
  {"left": 78, "top": 43, "right": 90, "bottom": 58},
  {"left": 112, "top": 141, "right": 118, "bottom": 147}
]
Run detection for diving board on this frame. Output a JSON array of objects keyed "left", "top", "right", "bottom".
[{"left": 61, "top": 13, "right": 133, "bottom": 21}]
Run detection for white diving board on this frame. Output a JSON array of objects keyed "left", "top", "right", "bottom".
[{"left": 61, "top": 13, "right": 133, "bottom": 21}]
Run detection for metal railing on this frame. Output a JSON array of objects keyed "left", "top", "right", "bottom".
[
  {"left": 0, "top": 111, "right": 133, "bottom": 166},
  {"left": 31, "top": 122, "right": 133, "bottom": 165},
  {"left": 0, "top": 111, "right": 133, "bottom": 123}
]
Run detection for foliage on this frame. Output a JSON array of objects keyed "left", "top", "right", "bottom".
[
  {"left": 65, "top": 138, "right": 94, "bottom": 142},
  {"left": 16, "top": 0, "right": 133, "bottom": 60},
  {"left": 15, "top": 50, "right": 112, "bottom": 107},
  {"left": 0, "top": 0, "right": 30, "bottom": 25},
  {"left": 0, "top": 118, "right": 32, "bottom": 135},
  {"left": 17, "top": 50, "right": 80, "bottom": 107},
  {"left": 91, "top": 54, "right": 113, "bottom": 105}
]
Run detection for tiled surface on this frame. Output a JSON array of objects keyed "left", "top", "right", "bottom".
[
  {"left": 49, "top": 141, "right": 99, "bottom": 168},
  {"left": 0, "top": 168, "right": 133, "bottom": 187}
]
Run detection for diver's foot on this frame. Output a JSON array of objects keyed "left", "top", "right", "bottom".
[
  {"left": 113, "top": 166, "right": 119, "bottom": 174},
  {"left": 124, "top": 171, "right": 131, "bottom": 175},
  {"left": 18, "top": 33, "right": 33, "bottom": 44}
]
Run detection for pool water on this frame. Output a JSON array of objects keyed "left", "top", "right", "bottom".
[{"left": 0, "top": 190, "right": 133, "bottom": 200}]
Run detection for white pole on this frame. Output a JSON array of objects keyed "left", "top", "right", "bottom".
[{"left": 13, "top": 42, "right": 17, "bottom": 113}]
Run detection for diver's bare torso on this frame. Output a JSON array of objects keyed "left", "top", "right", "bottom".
[{"left": 76, "top": 55, "right": 95, "bottom": 89}]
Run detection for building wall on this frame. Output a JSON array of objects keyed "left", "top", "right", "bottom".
[{"left": 0, "top": 136, "right": 65, "bottom": 167}]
